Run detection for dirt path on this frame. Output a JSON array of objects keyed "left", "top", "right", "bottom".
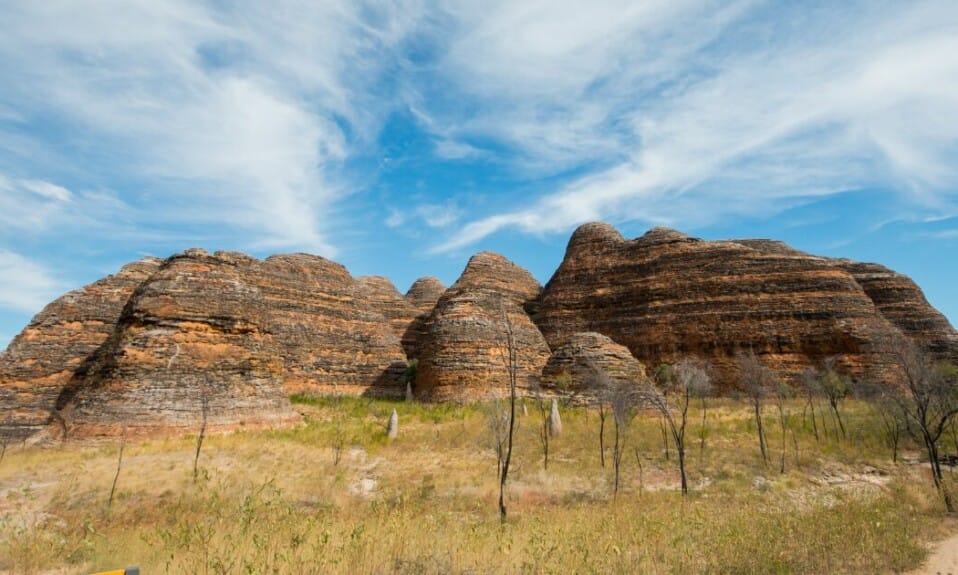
[{"left": 912, "top": 532, "right": 958, "bottom": 575}]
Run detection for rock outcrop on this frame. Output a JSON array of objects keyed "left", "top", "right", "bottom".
[
  {"left": 259, "top": 256, "right": 408, "bottom": 397},
  {"left": 0, "top": 257, "right": 162, "bottom": 441},
  {"left": 2, "top": 221, "right": 955, "bottom": 440},
  {"left": 1, "top": 249, "right": 411, "bottom": 439},
  {"left": 832, "top": 260, "right": 958, "bottom": 361},
  {"left": 356, "top": 276, "right": 420, "bottom": 346},
  {"left": 539, "top": 332, "right": 647, "bottom": 402},
  {"left": 401, "top": 277, "right": 446, "bottom": 359},
  {"left": 416, "top": 252, "right": 551, "bottom": 401},
  {"left": 534, "top": 223, "right": 944, "bottom": 389},
  {"left": 56, "top": 250, "right": 299, "bottom": 438}
]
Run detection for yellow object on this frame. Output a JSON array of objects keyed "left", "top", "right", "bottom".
[{"left": 90, "top": 568, "right": 138, "bottom": 575}]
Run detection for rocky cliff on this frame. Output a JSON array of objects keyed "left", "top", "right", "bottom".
[
  {"left": 0, "top": 249, "right": 410, "bottom": 439},
  {"left": 539, "top": 332, "right": 647, "bottom": 402},
  {"left": 535, "top": 223, "right": 956, "bottom": 389},
  {"left": 0, "top": 257, "right": 162, "bottom": 441},
  {"left": 402, "top": 277, "right": 447, "bottom": 359},
  {"left": 2, "top": 221, "right": 955, "bottom": 440},
  {"left": 415, "top": 252, "right": 551, "bottom": 401}
]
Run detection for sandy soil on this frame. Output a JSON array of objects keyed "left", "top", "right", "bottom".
[{"left": 912, "top": 532, "right": 958, "bottom": 575}]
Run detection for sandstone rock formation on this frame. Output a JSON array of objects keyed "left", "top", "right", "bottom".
[
  {"left": 2, "top": 221, "right": 955, "bottom": 440},
  {"left": 56, "top": 250, "right": 299, "bottom": 438},
  {"left": 356, "top": 276, "right": 420, "bottom": 346},
  {"left": 416, "top": 252, "right": 551, "bottom": 401},
  {"left": 534, "top": 223, "right": 951, "bottom": 389},
  {"left": 1, "top": 249, "right": 410, "bottom": 439},
  {"left": 405, "top": 277, "right": 446, "bottom": 313},
  {"left": 832, "top": 260, "right": 958, "bottom": 361},
  {"left": 539, "top": 332, "right": 647, "bottom": 402},
  {"left": 401, "top": 277, "right": 446, "bottom": 359},
  {"left": 0, "top": 257, "right": 162, "bottom": 441},
  {"left": 257, "top": 254, "right": 407, "bottom": 397}
]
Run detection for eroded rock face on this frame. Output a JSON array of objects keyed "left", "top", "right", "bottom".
[
  {"left": 357, "top": 276, "right": 420, "bottom": 344},
  {"left": 832, "top": 260, "right": 958, "bottom": 361},
  {"left": 1, "top": 249, "right": 411, "bottom": 439},
  {"left": 539, "top": 332, "right": 646, "bottom": 402},
  {"left": 0, "top": 258, "right": 163, "bottom": 441},
  {"left": 58, "top": 251, "right": 298, "bottom": 438},
  {"left": 402, "top": 277, "right": 446, "bottom": 359},
  {"left": 416, "top": 252, "right": 551, "bottom": 401},
  {"left": 262, "top": 256, "right": 407, "bottom": 397},
  {"left": 535, "top": 223, "right": 939, "bottom": 389}
]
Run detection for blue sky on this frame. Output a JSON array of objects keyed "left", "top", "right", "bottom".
[{"left": 1, "top": 0, "right": 957, "bottom": 351}]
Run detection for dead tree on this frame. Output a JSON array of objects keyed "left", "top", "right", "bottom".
[
  {"left": 586, "top": 365, "right": 613, "bottom": 468},
  {"left": 651, "top": 358, "right": 710, "bottom": 496},
  {"left": 772, "top": 381, "right": 791, "bottom": 474},
  {"left": 884, "top": 334, "right": 958, "bottom": 511},
  {"left": 819, "top": 357, "right": 850, "bottom": 440},
  {"left": 859, "top": 379, "right": 907, "bottom": 464},
  {"left": 496, "top": 302, "right": 519, "bottom": 523},
  {"left": 108, "top": 426, "right": 127, "bottom": 510},
  {"left": 798, "top": 368, "right": 822, "bottom": 442},
  {"left": 605, "top": 378, "right": 642, "bottom": 497},
  {"left": 193, "top": 378, "right": 210, "bottom": 481},
  {"left": 738, "top": 352, "right": 774, "bottom": 466}
]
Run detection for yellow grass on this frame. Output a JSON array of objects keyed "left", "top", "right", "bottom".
[{"left": 0, "top": 397, "right": 953, "bottom": 574}]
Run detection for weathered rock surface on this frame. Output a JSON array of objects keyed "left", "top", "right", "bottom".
[
  {"left": 401, "top": 277, "right": 446, "bottom": 359},
  {"left": 539, "top": 332, "right": 647, "bottom": 401},
  {"left": 0, "top": 257, "right": 162, "bottom": 441},
  {"left": 405, "top": 277, "right": 446, "bottom": 314},
  {"left": 3, "top": 221, "right": 956, "bottom": 439},
  {"left": 832, "top": 260, "right": 958, "bottom": 361},
  {"left": 416, "top": 252, "right": 551, "bottom": 401},
  {"left": 534, "top": 223, "right": 945, "bottom": 389},
  {"left": 1, "top": 249, "right": 410, "bottom": 439},
  {"left": 261, "top": 257, "right": 407, "bottom": 397},
  {"left": 57, "top": 250, "right": 299, "bottom": 438},
  {"left": 356, "top": 276, "right": 420, "bottom": 346}
]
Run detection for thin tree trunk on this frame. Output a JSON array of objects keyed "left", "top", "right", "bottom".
[
  {"left": 599, "top": 408, "right": 607, "bottom": 468},
  {"left": 660, "top": 417, "right": 670, "bottom": 461},
  {"left": 699, "top": 397, "right": 708, "bottom": 465},
  {"left": 109, "top": 430, "right": 126, "bottom": 509},
  {"left": 754, "top": 400, "right": 768, "bottom": 465},
  {"left": 830, "top": 400, "right": 846, "bottom": 440}
]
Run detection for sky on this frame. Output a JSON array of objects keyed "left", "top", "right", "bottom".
[{"left": 1, "top": 0, "right": 957, "bottom": 351}]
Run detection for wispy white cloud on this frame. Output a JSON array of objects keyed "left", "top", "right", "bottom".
[
  {"left": 431, "top": 0, "right": 958, "bottom": 251},
  {"left": 0, "top": 174, "right": 77, "bottom": 233},
  {"left": 384, "top": 201, "right": 463, "bottom": 231},
  {"left": 0, "top": 1, "right": 429, "bottom": 255},
  {"left": 0, "top": 250, "right": 62, "bottom": 312}
]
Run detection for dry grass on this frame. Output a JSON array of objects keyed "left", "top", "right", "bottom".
[{"left": 0, "top": 396, "right": 953, "bottom": 574}]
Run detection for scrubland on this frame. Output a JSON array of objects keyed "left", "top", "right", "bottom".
[{"left": 1, "top": 396, "right": 956, "bottom": 574}]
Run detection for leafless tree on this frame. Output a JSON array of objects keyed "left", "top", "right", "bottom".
[
  {"left": 193, "top": 378, "right": 210, "bottom": 481},
  {"left": 859, "top": 379, "right": 907, "bottom": 464},
  {"left": 108, "top": 425, "right": 127, "bottom": 510},
  {"left": 650, "top": 358, "right": 710, "bottom": 496},
  {"left": 605, "top": 378, "right": 644, "bottom": 497},
  {"left": 653, "top": 364, "right": 673, "bottom": 461},
  {"left": 496, "top": 302, "right": 519, "bottom": 523},
  {"left": 485, "top": 398, "right": 509, "bottom": 479},
  {"left": 738, "top": 352, "right": 774, "bottom": 466},
  {"left": 884, "top": 335, "right": 958, "bottom": 511},
  {"left": 772, "top": 381, "right": 792, "bottom": 474},
  {"left": 582, "top": 363, "right": 612, "bottom": 468},
  {"left": 798, "top": 368, "right": 822, "bottom": 442},
  {"left": 529, "top": 379, "right": 552, "bottom": 471},
  {"left": 819, "top": 357, "right": 851, "bottom": 440}
]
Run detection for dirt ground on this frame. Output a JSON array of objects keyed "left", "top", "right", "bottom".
[{"left": 912, "top": 530, "right": 958, "bottom": 575}]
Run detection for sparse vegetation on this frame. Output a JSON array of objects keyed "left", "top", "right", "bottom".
[{"left": 1, "top": 393, "right": 956, "bottom": 574}]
